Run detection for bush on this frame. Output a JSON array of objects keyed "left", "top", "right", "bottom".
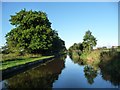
[{"left": 80, "top": 50, "right": 101, "bottom": 66}]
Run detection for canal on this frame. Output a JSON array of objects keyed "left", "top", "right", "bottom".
[{"left": 1, "top": 55, "right": 119, "bottom": 89}]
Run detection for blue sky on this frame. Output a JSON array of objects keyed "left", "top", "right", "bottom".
[{"left": 2, "top": 2, "right": 118, "bottom": 48}]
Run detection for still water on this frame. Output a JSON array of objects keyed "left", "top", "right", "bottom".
[{"left": 1, "top": 55, "right": 119, "bottom": 89}]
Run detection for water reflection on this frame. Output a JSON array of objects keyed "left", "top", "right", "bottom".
[
  {"left": 69, "top": 54, "right": 84, "bottom": 65},
  {"left": 100, "top": 52, "right": 120, "bottom": 86},
  {"left": 84, "top": 65, "right": 98, "bottom": 85},
  {"left": 3, "top": 55, "right": 66, "bottom": 89},
  {"left": 69, "top": 55, "right": 98, "bottom": 85},
  {"left": 69, "top": 53, "right": 120, "bottom": 87},
  {"left": 1, "top": 54, "right": 120, "bottom": 88}
]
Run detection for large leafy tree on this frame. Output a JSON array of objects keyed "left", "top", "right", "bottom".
[
  {"left": 5, "top": 9, "right": 66, "bottom": 54},
  {"left": 82, "top": 30, "right": 97, "bottom": 52}
]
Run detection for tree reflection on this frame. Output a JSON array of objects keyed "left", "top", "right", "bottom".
[
  {"left": 84, "top": 65, "right": 97, "bottom": 84},
  {"left": 69, "top": 54, "right": 84, "bottom": 65},
  {"left": 99, "top": 52, "right": 120, "bottom": 86},
  {"left": 69, "top": 50, "right": 120, "bottom": 87},
  {"left": 69, "top": 54, "right": 98, "bottom": 85},
  {"left": 3, "top": 55, "right": 66, "bottom": 89}
]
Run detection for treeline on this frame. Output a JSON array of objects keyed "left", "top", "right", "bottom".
[
  {"left": 2, "top": 9, "right": 66, "bottom": 56},
  {"left": 68, "top": 30, "right": 97, "bottom": 59},
  {"left": 68, "top": 31, "right": 120, "bottom": 86},
  {"left": 68, "top": 30, "right": 120, "bottom": 67}
]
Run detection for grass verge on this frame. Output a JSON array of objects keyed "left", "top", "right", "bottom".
[{"left": 0, "top": 55, "right": 54, "bottom": 70}]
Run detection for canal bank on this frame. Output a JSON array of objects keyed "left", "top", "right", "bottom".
[
  {"left": 1, "top": 55, "right": 119, "bottom": 89},
  {"left": 1, "top": 54, "right": 66, "bottom": 80}
]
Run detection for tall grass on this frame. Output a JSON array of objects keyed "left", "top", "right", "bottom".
[{"left": 80, "top": 50, "right": 101, "bottom": 67}]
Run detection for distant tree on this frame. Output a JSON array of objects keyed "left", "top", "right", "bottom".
[
  {"left": 118, "top": 46, "right": 120, "bottom": 49},
  {"left": 0, "top": 47, "right": 2, "bottom": 54},
  {"left": 5, "top": 9, "right": 66, "bottom": 55},
  {"left": 69, "top": 43, "right": 83, "bottom": 52},
  {"left": 1, "top": 45, "right": 10, "bottom": 54},
  {"left": 102, "top": 46, "right": 107, "bottom": 49},
  {"left": 82, "top": 30, "right": 97, "bottom": 52},
  {"left": 68, "top": 42, "right": 83, "bottom": 57}
]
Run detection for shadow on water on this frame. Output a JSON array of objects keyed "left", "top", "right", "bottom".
[{"left": 2, "top": 55, "right": 67, "bottom": 89}]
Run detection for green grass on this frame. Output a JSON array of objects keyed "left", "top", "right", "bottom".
[
  {"left": 0, "top": 54, "right": 2, "bottom": 61},
  {"left": 117, "top": 48, "right": 120, "bottom": 52},
  {"left": 1, "top": 53, "right": 42, "bottom": 62},
  {"left": 80, "top": 49, "right": 120, "bottom": 67},
  {"left": 0, "top": 55, "right": 54, "bottom": 70}
]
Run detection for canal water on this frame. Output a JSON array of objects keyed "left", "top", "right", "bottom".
[{"left": 1, "top": 55, "right": 119, "bottom": 89}]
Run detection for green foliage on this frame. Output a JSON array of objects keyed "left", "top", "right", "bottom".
[
  {"left": 68, "top": 30, "right": 97, "bottom": 64},
  {"left": 117, "top": 46, "right": 120, "bottom": 52},
  {"left": 69, "top": 43, "right": 83, "bottom": 51},
  {"left": 68, "top": 43, "right": 83, "bottom": 55},
  {"left": 84, "top": 65, "right": 97, "bottom": 84},
  {"left": 68, "top": 43, "right": 83, "bottom": 62},
  {"left": 0, "top": 48, "right": 1, "bottom": 54},
  {"left": 80, "top": 50, "right": 101, "bottom": 67},
  {"left": 82, "top": 30, "right": 97, "bottom": 52},
  {"left": 99, "top": 52, "right": 120, "bottom": 86},
  {"left": 5, "top": 9, "right": 66, "bottom": 55},
  {"left": 1, "top": 45, "right": 10, "bottom": 54}
]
